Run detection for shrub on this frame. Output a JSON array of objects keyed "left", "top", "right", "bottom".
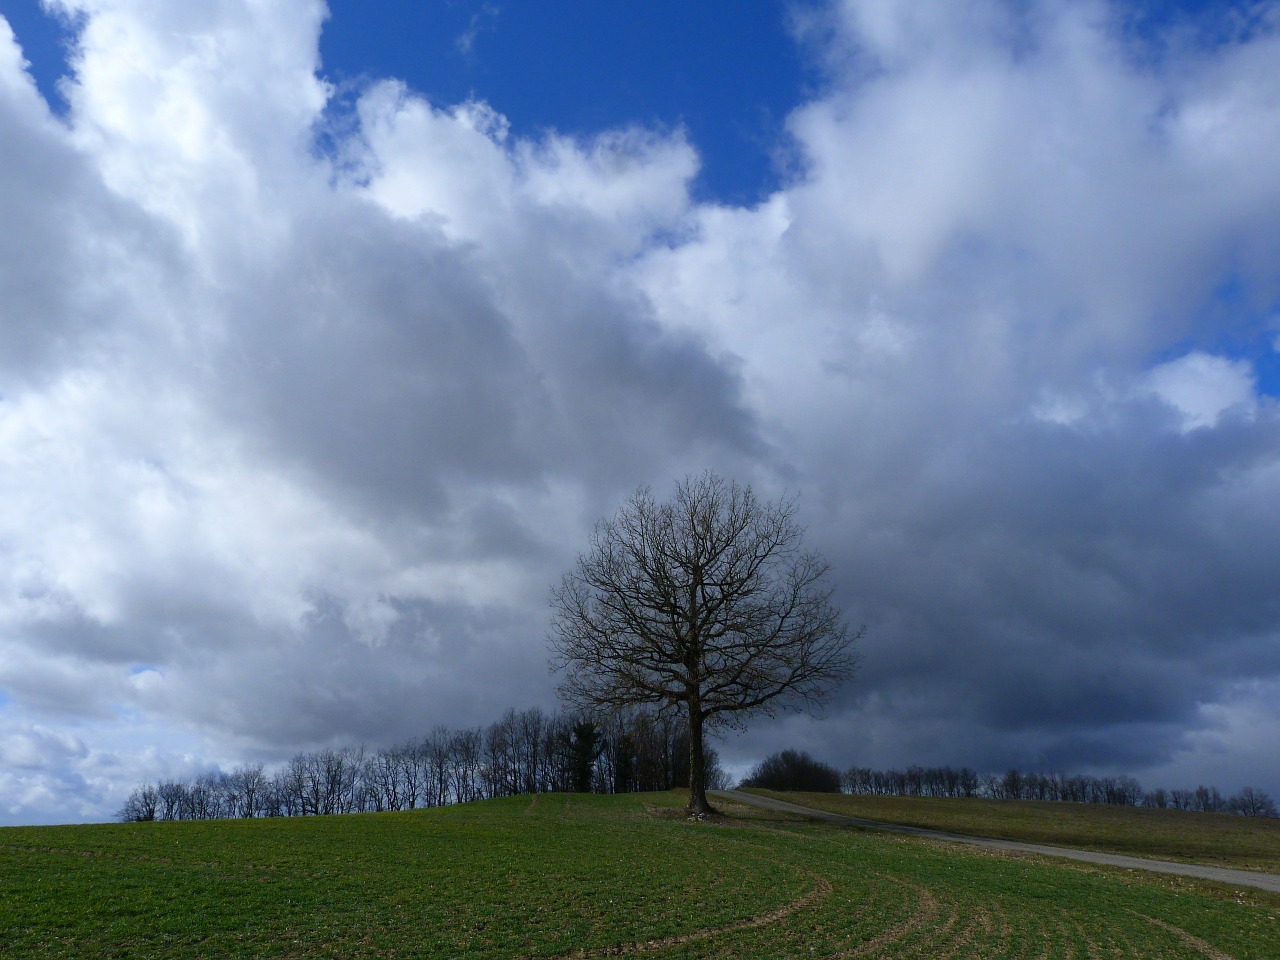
[{"left": 741, "top": 749, "right": 841, "bottom": 792}]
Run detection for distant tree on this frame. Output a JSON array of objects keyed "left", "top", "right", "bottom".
[
  {"left": 277, "top": 756, "right": 308, "bottom": 815},
  {"left": 366, "top": 748, "right": 405, "bottom": 811},
  {"left": 703, "top": 748, "right": 733, "bottom": 791},
  {"left": 1193, "top": 784, "right": 1226, "bottom": 813},
  {"left": 741, "top": 749, "right": 841, "bottom": 792},
  {"left": 550, "top": 473, "right": 859, "bottom": 816},
  {"left": 119, "top": 784, "right": 159, "bottom": 822},
  {"left": 424, "top": 726, "right": 453, "bottom": 807},
  {"left": 448, "top": 729, "right": 483, "bottom": 804},
  {"left": 261, "top": 775, "right": 287, "bottom": 817},
  {"left": 483, "top": 715, "right": 516, "bottom": 800},
  {"left": 603, "top": 720, "right": 637, "bottom": 795},
  {"left": 186, "top": 772, "right": 225, "bottom": 820},
  {"left": 1229, "top": 787, "right": 1278, "bottom": 818},
  {"left": 842, "top": 766, "right": 868, "bottom": 795},
  {"left": 568, "top": 720, "right": 605, "bottom": 793},
  {"left": 158, "top": 779, "right": 190, "bottom": 820},
  {"left": 224, "top": 763, "right": 267, "bottom": 818},
  {"left": 397, "top": 739, "right": 427, "bottom": 809},
  {"left": 978, "top": 771, "right": 1002, "bottom": 800},
  {"left": 1060, "top": 775, "right": 1088, "bottom": 804},
  {"left": 956, "top": 767, "right": 980, "bottom": 798},
  {"left": 1143, "top": 788, "right": 1169, "bottom": 809},
  {"left": 1000, "top": 769, "right": 1024, "bottom": 801}
]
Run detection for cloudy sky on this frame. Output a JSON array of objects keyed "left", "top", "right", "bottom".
[{"left": 1, "top": 0, "right": 1279, "bottom": 825}]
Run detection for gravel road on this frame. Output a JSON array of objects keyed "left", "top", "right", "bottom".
[{"left": 711, "top": 789, "right": 1280, "bottom": 894}]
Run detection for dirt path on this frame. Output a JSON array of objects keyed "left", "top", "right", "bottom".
[{"left": 712, "top": 789, "right": 1280, "bottom": 894}]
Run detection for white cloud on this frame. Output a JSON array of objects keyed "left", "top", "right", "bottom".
[
  {"left": 0, "top": 723, "right": 87, "bottom": 770},
  {"left": 1144, "top": 352, "right": 1257, "bottom": 430}
]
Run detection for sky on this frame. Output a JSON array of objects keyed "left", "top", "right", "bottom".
[{"left": 0, "top": 0, "right": 1278, "bottom": 825}]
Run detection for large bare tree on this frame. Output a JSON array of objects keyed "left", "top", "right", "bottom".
[{"left": 550, "top": 473, "right": 859, "bottom": 816}]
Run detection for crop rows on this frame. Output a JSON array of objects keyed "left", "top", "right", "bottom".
[
  {"left": 1, "top": 792, "right": 1275, "bottom": 959},
  {"left": 603, "top": 820, "right": 1274, "bottom": 960}
]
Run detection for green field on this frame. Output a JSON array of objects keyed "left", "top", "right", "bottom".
[
  {"left": 748, "top": 789, "right": 1280, "bottom": 872},
  {"left": 2, "top": 791, "right": 1276, "bottom": 958}
]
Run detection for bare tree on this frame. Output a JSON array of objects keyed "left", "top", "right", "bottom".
[
  {"left": 484, "top": 711, "right": 521, "bottom": 799},
  {"left": 1169, "top": 788, "right": 1195, "bottom": 811},
  {"left": 157, "top": 779, "right": 186, "bottom": 820},
  {"left": 1229, "top": 787, "right": 1278, "bottom": 818},
  {"left": 224, "top": 763, "right": 267, "bottom": 818},
  {"left": 541, "top": 711, "right": 576, "bottom": 792},
  {"left": 119, "top": 784, "right": 159, "bottom": 822},
  {"left": 397, "top": 738, "right": 427, "bottom": 810},
  {"left": 277, "top": 756, "right": 309, "bottom": 815},
  {"left": 424, "top": 726, "right": 453, "bottom": 807},
  {"left": 514, "top": 708, "right": 547, "bottom": 795},
  {"left": 448, "top": 727, "right": 483, "bottom": 804},
  {"left": 550, "top": 473, "right": 859, "bottom": 816},
  {"left": 366, "top": 748, "right": 406, "bottom": 811}
]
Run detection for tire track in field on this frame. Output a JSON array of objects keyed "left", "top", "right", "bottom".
[
  {"left": 1003, "top": 897, "right": 1055, "bottom": 960},
  {"left": 718, "top": 798, "right": 1251, "bottom": 960},
  {"left": 1085, "top": 919, "right": 1184, "bottom": 960},
  {"left": 727, "top": 821, "right": 1042, "bottom": 959},
  {"left": 926, "top": 895, "right": 997, "bottom": 959},
  {"left": 913, "top": 887, "right": 961, "bottom": 956},
  {"left": 1073, "top": 907, "right": 1141, "bottom": 959},
  {"left": 983, "top": 901, "right": 1013, "bottom": 960},
  {"left": 1134, "top": 914, "right": 1237, "bottom": 960},
  {"left": 569, "top": 803, "right": 1245, "bottom": 960},
  {"left": 820, "top": 873, "right": 941, "bottom": 958},
  {"left": 1062, "top": 907, "right": 1107, "bottom": 960},
  {"left": 995, "top": 901, "right": 1126, "bottom": 960},
  {"left": 543, "top": 862, "right": 832, "bottom": 958},
  {"left": 999, "top": 901, "right": 1041, "bottom": 959},
  {"left": 891, "top": 885, "right": 976, "bottom": 959}
]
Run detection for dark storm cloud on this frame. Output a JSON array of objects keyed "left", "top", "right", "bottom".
[
  {"left": 786, "top": 399, "right": 1280, "bottom": 779},
  {"left": 215, "top": 199, "right": 759, "bottom": 517}
]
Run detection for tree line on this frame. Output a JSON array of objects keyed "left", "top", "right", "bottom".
[
  {"left": 839, "top": 763, "right": 1277, "bottom": 816},
  {"left": 741, "top": 751, "right": 1276, "bottom": 817},
  {"left": 118, "top": 707, "right": 731, "bottom": 822}
]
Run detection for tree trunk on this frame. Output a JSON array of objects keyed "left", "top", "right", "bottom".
[{"left": 686, "top": 706, "right": 714, "bottom": 816}]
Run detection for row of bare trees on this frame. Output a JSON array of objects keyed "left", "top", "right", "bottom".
[
  {"left": 840, "top": 764, "right": 1277, "bottom": 816},
  {"left": 119, "top": 707, "right": 730, "bottom": 822},
  {"left": 843, "top": 765, "right": 983, "bottom": 799}
]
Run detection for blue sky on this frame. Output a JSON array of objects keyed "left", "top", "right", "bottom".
[
  {"left": 2, "top": 0, "right": 1280, "bottom": 824},
  {"left": 8, "top": 0, "right": 817, "bottom": 203},
  {"left": 1, "top": 2, "right": 64, "bottom": 98},
  {"left": 322, "top": 0, "right": 816, "bottom": 205}
]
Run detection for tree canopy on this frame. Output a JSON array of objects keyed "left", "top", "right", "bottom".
[
  {"left": 550, "top": 472, "right": 859, "bottom": 815},
  {"left": 741, "top": 749, "right": 843, "bottom": 792}
]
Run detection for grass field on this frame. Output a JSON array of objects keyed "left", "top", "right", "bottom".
[
  {"left": 747, "top": 789, "right": 1280, "bottom": 873},
  {"left": 1, "top": 790, "right": 1276, "bottom": 958}
]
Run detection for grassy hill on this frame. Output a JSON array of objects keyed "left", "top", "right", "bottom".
[
  {"left": 2, "top": 790, "right": 1277, "bottom": 958},
  {"left": 748, "top": 789, "right": 1280, "bottom": 873}
]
